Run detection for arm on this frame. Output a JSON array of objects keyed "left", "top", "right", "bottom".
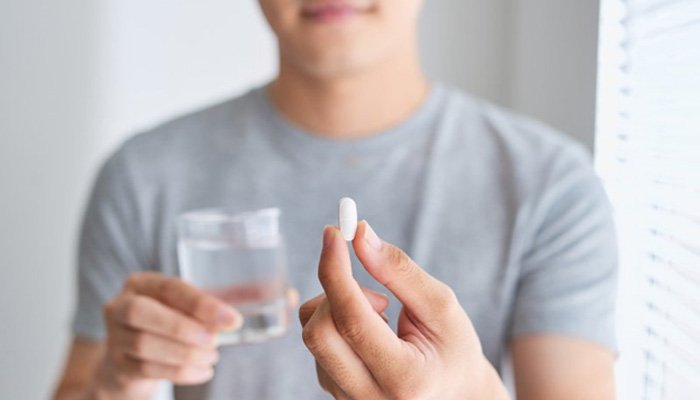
[
  {"left": 52, "top": 338, "right": 105, "bottom": 400},
  {"left": 512, "top": 335, "right": 615, "bottom": 400}
]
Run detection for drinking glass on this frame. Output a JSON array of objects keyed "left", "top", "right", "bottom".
[{"left": 177, "top": 207, "right": 288, "bottom": 345}]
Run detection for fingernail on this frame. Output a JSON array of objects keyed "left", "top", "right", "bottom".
[
  {"left": 365, "top": 290, "right": 389, "bottom": 310},
  {"left": 322, "top": 225, "right": 335, "bottom": 250},
  {"left": 209, "top": 350, "right": 220, "bottom": 364},
  {"left": 194, "top": 367, "right": 215, "bottom": 382},
  {"left": 380, "top": 312, "right": 389, "bottom": 323},
  {"left": 196, "top": 330, "right": 215, "bottom": 345},
  {"left": 363, "top": 221, "right": 383, "bottom": 251},
  {"left": 217, "top": 307, "right": 242, "bottom": 331}
]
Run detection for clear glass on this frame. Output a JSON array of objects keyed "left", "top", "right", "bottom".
[{"left": 177, "top": 207, "right": 288, "bottom": 345}]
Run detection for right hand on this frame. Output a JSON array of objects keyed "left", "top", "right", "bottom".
[{"left": 94, "top": 272, "right": 242, "bottom": 399}]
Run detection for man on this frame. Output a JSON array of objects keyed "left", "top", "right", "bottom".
[{"left": 54, "top": 1, "right": 617, "bottom": 399}]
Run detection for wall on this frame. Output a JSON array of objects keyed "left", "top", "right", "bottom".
[
  {"left": 0, "top": 1, "right": 600, "bottom": 398},
  {"left": 0, "top": 1, "right": 96, "bottom": 399},
  {"left": 507, "top": 0, "right": 601, "bottom": 148},
  {"left": 419, "top": 0, "right": 512, "bottom": 105},
  {"left": 421, "top": 0, "right": 601, "bottom": 148}
]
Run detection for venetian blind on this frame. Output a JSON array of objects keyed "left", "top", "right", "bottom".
[{"left": 595, "top": 0, "right": 700, "bottom": 398}]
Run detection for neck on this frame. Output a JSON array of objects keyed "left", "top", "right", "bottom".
[{"left": 267, "top": 46, "right": 429, "bottom": 140}]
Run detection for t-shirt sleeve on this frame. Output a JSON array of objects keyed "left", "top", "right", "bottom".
[
  {"left": 511, "top": 147, "right": 618, "bottom": 352},
  {"left": 72, "top": 145, "right": 149, "bottom": 341}
]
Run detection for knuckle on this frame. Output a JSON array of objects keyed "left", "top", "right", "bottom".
[
  {"left": 170, "top": 320, "right": 191, "bottom": 341},
  {"left": 319, "top": 379, "right": 333, "bottom": 394},
  {"left": 298, "top": 303, "right": 315, "bottom": 325},
  {"left": 105, "top": 339, "right": 121, "bottom": 360},
  {"left": 434, "top": 283, "right": 458, "bottom": 311},
  {"left": 444, "top": 284, "right": 458, "bottom": 303},
  {"left": 124, "top": 273, "right": 144, "bottom": 290},
  {"left": 389, "top": 248, "right": 414, "bottom": 276},
  {"left": 317, "top": 265, "right": 336, "bottom": 287},
  {"left": 122, "top": 296, "right": 142, "bottom": 324},
  {"left": 387, "top": 386, "right": 419, "bottom": 400},
  {"left": 133, "top": 359, "right": 151, "bottom": 377},
  {"left": 336, "top": 320, "right": 365, "bottom": 345},
  {"left": 396, "top": 258, "right": 415, "bottom": 277},
  {"left": 102, "top": 299, "right": 117, "bottom": 319},
  {"left": 329, "top": 387, "right": 347, "bottom": 399},
  {"left": 160, "top": 275, "right": 177, "bottom": 294},
  {"left": 130, "top": 332, "right": 149, "bottom": 355},
  {"left": 301, "top": 326, "right": 326, "bottom": 354},
  {"left": 317, "top": 372, "right": 334, "bottom": 396},
  {"left": 173, "top": 367, "right": 194, "bottom": 383},
  {"left": 181, "top": 347, "right": 199, "bottom": 364}
]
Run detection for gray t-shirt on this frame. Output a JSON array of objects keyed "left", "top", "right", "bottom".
[{"left": 73, "top": 83, "right": 617, "bottom": 399}]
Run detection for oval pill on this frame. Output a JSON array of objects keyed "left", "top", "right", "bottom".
[{"left": 338, "top": 197, "right": 358, "bottom": 241}]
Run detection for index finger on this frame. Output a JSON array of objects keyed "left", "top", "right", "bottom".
[
  {"left": 318, "top": 226, "right": 405, "bottom": 374},
  {"left": 124, "top": 272, "right": 240, "bottom": 331}
]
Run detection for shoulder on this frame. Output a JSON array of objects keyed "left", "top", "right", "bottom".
[
  {"left": 105, "top": 87, "right": 263, "bottom": 180},
  {"left": 121, "top": 88, "right": 260, "bottom": 161},
  {"left": 445, "top": 85, "right": 590, "bottom": 165},
  {"left": 439, "top": 84, "right": 596, "bottom": 197}
]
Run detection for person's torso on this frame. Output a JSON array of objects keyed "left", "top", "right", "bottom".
[{"left": 119, "top": 84, "right": 570, "bottom": 399}]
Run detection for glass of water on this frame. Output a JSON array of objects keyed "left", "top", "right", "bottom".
[{"left": 177, "top": 207, "right": 288, "bottom": 345}]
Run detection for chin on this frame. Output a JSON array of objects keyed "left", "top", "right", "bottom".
[
  {"left": 299, "top": 54, "right": 372, "bottom": 78},
  {"left": 284, "top": 39, "right": 391, "bottom": 79}
]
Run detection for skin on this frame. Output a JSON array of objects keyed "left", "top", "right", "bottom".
[
  {"left": 301, "top": 222, "right": 614, "bottom": 399},
  {"left": 259, "top": 0, "right": 429, "bottom": 138},
  {"left": 54, "top": 273, "right": 240, "bottom": 400},
  {"left": 301, "top": 222, "right": 510, "bottom": 399},
  {"left": 54, "top": 0, "right": 615, "bottom": 398}
]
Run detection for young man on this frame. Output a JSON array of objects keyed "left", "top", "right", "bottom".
[{"left": 54, "top": 1, "right": 617, "bottom": 399}]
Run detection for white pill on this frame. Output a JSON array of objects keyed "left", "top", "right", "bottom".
[{"left": 338, "top": 197, "right": 358, "bottom": 241}]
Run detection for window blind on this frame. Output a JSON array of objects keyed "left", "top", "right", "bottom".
[{"left": 595, "top": 0, "right": 700, "bottom": 399}]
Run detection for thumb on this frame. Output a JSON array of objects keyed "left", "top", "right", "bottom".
[{"left": 352, "top": 220, "right": 459, "bottom": 324}]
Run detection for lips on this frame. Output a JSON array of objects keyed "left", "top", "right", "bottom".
[{"left": 301, "top": 1, "right": 374, "bottom": 22}]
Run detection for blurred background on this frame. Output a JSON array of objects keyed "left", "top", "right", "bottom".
[{"left": 2, "top": 0, "right": 696, "bottom": 399}]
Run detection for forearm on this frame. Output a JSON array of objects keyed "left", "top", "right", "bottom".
[
  {"left": 53, "top": 359, "right": 154, "bottom": 400},
  {"left": 85, "top": 360, "right": 156, "bottom": 400},
  {"left": 54, "top": 384, "right": 114, "bottom": 400},
  {"left": 53, "top": 369, "right": 134, "bottom": 400}
]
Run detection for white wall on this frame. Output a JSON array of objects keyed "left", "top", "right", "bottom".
[
  {"left": 420, "top": 0, "right": 512, "bottom": 105},
  {"left": 420, "top": 0, "right": 600, "bottom": 148},
  {"left": 507, "top": 0, "right": 600, "bottom": 148},
  {"left": 0, "top": 1, "right": 600, "bottom": 398},
  {"left": 0, "top": 1, "right": 96, "bottom": 399}
]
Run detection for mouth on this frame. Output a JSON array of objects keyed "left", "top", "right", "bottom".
[{"left": 301, "top": 1, "right": 375, "bottom": 23}]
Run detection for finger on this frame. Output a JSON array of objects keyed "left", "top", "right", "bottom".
[
  {"left": 302, "top": 300, "right": 383, "bottom": 399},
  {"left": 109, "top": 293, "right": 217, "bottom": 347},
  {"left": 117, "top": 355, "right": 214, "bottom": 385},
  {"left": 124, "top": 273, "right": 241, "bottom": 331},
  {"left": 299, "top": 288, "right": 390, "bottom": 328},
  {"left": 318, "top": 226, "right": 404, "bottom": 376},
  {"left": 316, "top": 363, "right": 350, "bottom": 400},
  {"left": 115, "top": 325, "right": 219, "bottom": 368},
  {"left": 299, "top": 293, "right": 326, "bottom": 327},
  {"left": 353, "top": 220, "right": 459, "bottom": 324}
]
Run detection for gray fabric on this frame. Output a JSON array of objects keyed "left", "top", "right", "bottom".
[{"left": 73, "top": 83, "right": 617, "bottom": 399}]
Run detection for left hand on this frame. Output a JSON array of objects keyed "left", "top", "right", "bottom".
[{"left": 299, "top": 221, "right": 510, "bottom": 400}]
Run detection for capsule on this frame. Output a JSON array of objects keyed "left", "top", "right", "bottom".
[{"left": 338, "top": 197, "right": 358, "bottom": 241}]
